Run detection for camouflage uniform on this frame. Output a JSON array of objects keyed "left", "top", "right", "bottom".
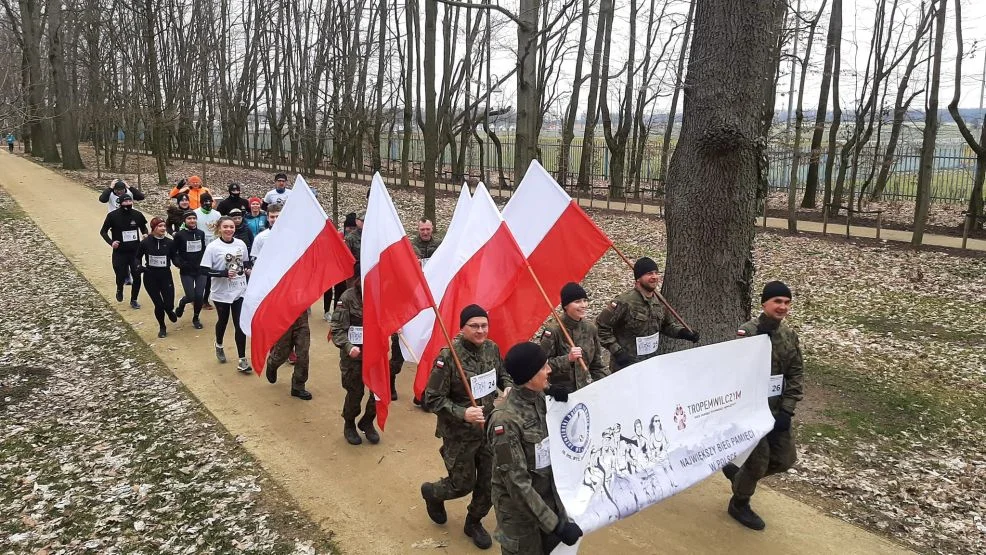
[
  {"left": 488, "top": 386, "right": 565, "bottom": 554},
  {"left": 732, "top": 313, "right": 804, "bottom": 501},
  {"left": 422, "top": 337, "right": 512, "bottom": 520},
  {"left": 411, "top": 235, "right": 442, "bottom": 260},
  {"left": 267, "top": 313, "right": 311, "bottom": 390},
  {"left": 539, "top": 314, "right": 608, "bottom": 393},
  {"left": 345, "top": 228, "right": 362, "bottom": 261},
  {"left": 330, "top": 286, "right": 376, "bottom": 426},
  {"left": 595, "top": 288, "right": 685, "bottom": 372}
]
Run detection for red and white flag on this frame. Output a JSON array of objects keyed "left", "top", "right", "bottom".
[
  {"left": 400, "top": 184, "right": 473, "bottom": 363},
  {"left": 241, "top": 175, "right": 355, "bottom": 372},
  {"left": 487, "top": 160, "right": 612, "bottom": 348},
  {"left": 361, "top": 173, "right": 435, "bottom": 428},
  {"left": 412, "top": 183, "right": 529, "bottom": 398}
]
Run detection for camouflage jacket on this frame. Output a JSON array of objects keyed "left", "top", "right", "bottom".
[
  {"left": 424, "top": 337, "right": 512, "bottom": 440},
  {"left": 344, "top": 229, "right": 362, "bottom": 261},
  {"left": 488, "top": 386, "right": 562, "bottom": 534},
  {"left": 595, "top": 287, "right": 684, "bottom": 368},
  {"left": 330, "top": 287, "right": 363, "bottom": 361},
  {"left": 737, "top": 313, "right": 804, "bottom": 415},
  {"left": 411, "top": 235, "right": 442, "bottom": 260},
  {"left": 539, "top": 314, "right": 608, "bottom": 392}
]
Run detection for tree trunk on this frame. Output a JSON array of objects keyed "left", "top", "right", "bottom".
[
  {"left": 513, "top": 0, "right": 540, "bottom": 184},
  {"left": 788, "top": 1, "right": 826, "bottom": 231},
  {"left": 946, "top": 0, "right": 985, "bottom": 229},
  {"left": 48, "top": 0, "right": 84, "bottom": 169},
  {"left": 659, "top": 0, "right": 695, "bottom": 183},
  {"left": 557, "top": 0, "right": 590, "bottom": 188},
  {"left": 422, "top": 0, "right": 438, "bottom": 220},
  {"left": 912, "top": 0, "right": 946, "bottom": 246},
  {"left": 576, "top": 0, "right": 611, "bottom": 191},
  {"left": 802, "top": 0, "right": 840, "bottom": 208},
  {"left": 662, "top": 0, "right": 784, "bottom": 350}
]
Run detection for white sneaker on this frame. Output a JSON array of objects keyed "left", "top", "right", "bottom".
[
  {"left": 323, "top": 311, "right": 332, "bottom": 322},
  {"left": 237, "top": 358, "right": 253, "bottom": 374}
]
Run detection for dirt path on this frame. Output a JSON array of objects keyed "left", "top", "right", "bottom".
[{"left": 0, "top": 151, "right": 909, "bottom": 554}]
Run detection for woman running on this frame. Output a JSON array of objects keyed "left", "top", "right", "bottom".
[
  {"left": 200, "top": 216, "right": 252, "bottom": 372},
  {"left": 137, "top": 217, "right": 178, "bottom": 337},
  {"left": 173, "top": 210, "right": 207, "bottom": 329},
  {"left": 166, "top": 193, "right": 192, "bottom": 234}
]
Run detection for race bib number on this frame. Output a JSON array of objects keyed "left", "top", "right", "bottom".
[
  {"left": 470, "top": 369, "right": 497, "bottom": 400},
  {"left": 419, "top": 257, "right": 430, "bottom": 268},
  {"left": 635, "top": 331, "right": 661, "bottom": 356},
  {"left": 769, "top": 374, "right": 784, "bottom": 397},
  {"left": 347, "top": 326, "right": 363, "bottom": 346},
  {"left": 122, "top": 230, "right": 139, "bottom": 242},
  {"left": 186, "top": 239, "right": 202, "bottom": 253},
  {"left": 230, "top": 275, "right": 246, "bottom": 289},
  {"left": 535, "top": 437, "right": 551, "bottom": 469},
  {"left": 148, "top": 255, "right": 167, "bottom": 268}
]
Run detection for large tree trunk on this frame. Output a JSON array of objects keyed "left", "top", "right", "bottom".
[
  {"left": 912, "top": 0, "right": 945, "bottom": 246},
  {"left": 946, "top": 0, "right": 985, "bottom": 229},
  {"left": 802, "top": 0, "right": 840, "bottom": 208},
  {"left": 19, "top": 0, "right": 58, "bottom": 162},
  {"left": 513, "top": 0, "right": 540, "bottom": 184},
  {"left": 422, "top": 0, "right": 438, "bottom": 220},
  {"left": 662, "top": 0, "right": 784, "bottom": 350},
  {"left": 787, "top": 1, "right": 825, "bottom": 231},
  {"left": 576, "top": 0, "right": 611, "bottom": 191},
  {"left": 48, "top": 0, "right": 84, "bottom": 169}
]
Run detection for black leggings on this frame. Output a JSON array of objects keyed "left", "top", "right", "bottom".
[
  {"left": 179, "top": 273, "right": 208, "bottom": 316},
  {"left": 143, "top": 269, "right": 175, "bottom": 329},
  {"left": 322, "top": 280, "right": 348, "bottom": 313},
  {"left": 215, "top": 297, "right": 246, "bottom": 358},
  {"left": 112, "top": 249, "right": 141, "bottom": 301}
]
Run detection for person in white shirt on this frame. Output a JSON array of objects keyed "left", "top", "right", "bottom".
[
  {"left": 99, "top": 179, "right": 145, "bottom": 213},
  {"left": 200, "top": 216, "right": 252, "bottom": 372},
  {"left": 250, "top": 202, "right": 280, "bottom": 264},
  {"left": 195, "top": 193, "right": 221, "bottom": 243},
  {"left": 261, "top": 172, "right": 291, "bottom": 210}
]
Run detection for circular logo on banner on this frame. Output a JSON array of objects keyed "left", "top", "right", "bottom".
[{"left": 560, "top": 403, "right": 591, "bottom": 454}]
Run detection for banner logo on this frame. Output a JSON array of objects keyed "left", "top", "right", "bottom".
[
  {"left": 560, "top": 403, "right": 591, "bottom": 458},
  {"left": 674, "top": 404, "right": 687, "bottom": 430}
]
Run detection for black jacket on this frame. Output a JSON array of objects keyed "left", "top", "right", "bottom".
[
  {"left": 99, "top": 208, "right": 148, "bottom": 251},
  {"left": 234, "top": 223, "right": 254, "bottom": 251},
  {"left": 172, "top": 227, "right": 207, "bottom": 275},
  {"left": 217, "top": 195, "right": 250, "bottom": 215},
  {"left": 137, "top": 235, "right": 175, "bottom": 272}
]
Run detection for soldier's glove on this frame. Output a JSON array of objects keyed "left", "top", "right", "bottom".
[
  {"left": 553, "top": 520, "right": 583, "bottom": 546},
  {"left": 755, "top": 323, "right": 774, "bottom": 337},
  {"left": 677, "top": 329, "right": 700, "bottom": 343},
  {"left": 613, "top": 350, "right": 633, "bottom": 368},
  {"left": 772, "top": 409, "right": 793, "bottom": 433},
  {"left": 545, "top": 385, "right": 569, "bottom": 403}
]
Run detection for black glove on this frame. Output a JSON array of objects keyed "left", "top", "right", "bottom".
[
  {"left": 772, "top": 409, "right": 792, "bottom": 433},
  {"left": 177, "top": 178, "right": 186, "bottom": 188},
  {"left": 755, "top": 323, "right": 774, "bottom": 337},
  {"left": 613, "top": 350, "right": 633, "bottom": 368},
  {"left": 545, "top": 385, "right": 569, "bottom": 402},
  {"left": 677, "top": 329, "right": 700, "bottom": 343},
  {"left": 553, "top": 520, "right": 583, "bottom": 546}
]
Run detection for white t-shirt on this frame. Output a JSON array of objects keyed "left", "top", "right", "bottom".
[
  {"left": 200, "top": 238, "right": 249, "bottom": 304},
  {"left": 195, "top": 208, "right": 221, "bottom": 242},
  {"left": 251, "top": 228, "right": 272, "bottom": 262},
  {"left": 105, "top": 188, "right": 133, "bottom": 213},
  {"left": 263, "top": 188, "right": 291, "bottom": 208}
]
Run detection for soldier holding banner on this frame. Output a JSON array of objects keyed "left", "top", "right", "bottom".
[
  {"left": 539, "top": 282, "right": 608, "bottom": 396},
  {"left": 488, "top": 342, "right": 584, "bottom": 554},
  {"left": 420, "top": 305, "right": 512, "bottom": 550},
  {"left": 722, "top": 280, "right": 804, "bottom": 530},
  {"left": 596, "top": 257, "right": 700, "bottom": 372}
]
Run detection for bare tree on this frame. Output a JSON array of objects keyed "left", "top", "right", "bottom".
[
  {"left": 912, "top": 0, "right": 945, "bottom": 246},
  {"left": 947, "top": 0, "right": 985, "bottom": 229}
]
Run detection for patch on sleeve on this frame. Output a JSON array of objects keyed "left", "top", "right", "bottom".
[
  {"left": 494, "top": 425, "right": 505, "bottom": 436},
  {"left": 737, "top": 329, "right": 747, "bottom": 336},
  {"left": 543, "top": 330, "right": 552, "bottom": 337},
  {"left": 436, "top": 360, "right": 444, "bottom": 368},
  {"left": 610, "top": 301, "right": 618, "bottom": 308}
]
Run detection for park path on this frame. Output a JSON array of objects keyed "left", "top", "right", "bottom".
[{"left": 0, "top": 151, "right": 909, "bottom": 554}]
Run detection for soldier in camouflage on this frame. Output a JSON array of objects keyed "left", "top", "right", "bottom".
[
  {"left": 539, "top": 282, "right": 607, "bottom": 396},
  {"left": 421, "top": 304, "right": 513, "bottom": 550},
  {"left": 411, "top": 218, "right": 442, "bottom": 261},
  {"left": 330, "top": 264, "right": 380, "bottom": 446},
  {"left": 722, "top": 280, "right": 804, "bottom": 531},
  {"left": 595, "top": 257, "right": 700, "bottom": 372},
  {"left": 488, "top": 342, "right": 584, "bottom": 554},
  {"left": 264, "top": 311, "right": 313, "bottom": 400},
  {"left": 344, "top": 213, "right": 363, "bottom": 261}
]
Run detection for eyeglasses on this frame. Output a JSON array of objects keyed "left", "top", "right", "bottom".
[{"left": 464, "top": 323, "right": 489, "bottom": 330}]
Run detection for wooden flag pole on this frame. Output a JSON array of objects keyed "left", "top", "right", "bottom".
[
  {"left": 523, "top": 263, "right": 591, "bottom": 375},
  {"left": 609, "top": 244, "right": 695, "bottom": 334},
  {"left": 430, "top": 306, "right": 478, "bottom": 408}
]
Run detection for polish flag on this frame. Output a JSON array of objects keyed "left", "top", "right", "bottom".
[
  {"left": 399, "top": 184, "right": 473, "bottom": 363},
  {"left": 487, "top": 160, "right": 612, "bottom": 348},
  {"left": 361, "top": 173, "right": 436, "bottom": 428},
  {"left": 241, "top": 175, "right": 355, "bottom": 372},
  {"left": 412, "top": 183, "right": 529, "bottom": 398}
]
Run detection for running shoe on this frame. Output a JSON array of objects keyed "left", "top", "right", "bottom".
[
  {"left": 203, "top": 302, "right": 214, "bottom": 311},
  {"left": 175, "top": 298, "right": 186, "bottom": 318},
  {"left": 215, "top": 345, "right": 227, "bottom": 363},
  {"left": 323, "top": 311, "right": 332, "bottom": 322},
  {"left": 158, "top": 328, "right": 167, "bottom": 339},
  {"left": 130, "top": 300, "right": 141, "bottom": 309},
  {"left": 192, "top": 318, "right": 203, "bottom": 330},
  {"left": 167, "top": 310, "right": 178, "bottom": 323},
  {"left": 116, "top": 289, "right": 123, "bottom": 302},
  {"left": 237, "top": 358, "right": 253, "bottom": 374},
  {"left": 124, "top": 274, "right": 133, "bottom": 285}
]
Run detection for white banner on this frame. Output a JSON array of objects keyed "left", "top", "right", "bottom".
[{"left": 546, "top": 335, "right": 774, "bottom": 549}]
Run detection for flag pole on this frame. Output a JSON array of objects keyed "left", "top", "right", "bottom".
[
  {"left": 397, "top": 332, "right": 419, "bottom": 361},
  {"left": 522, "top": 263, "right": 592, "bottom": 375},
  {"left": 430, "top": 306, "right": 479, "bottom": 408},
  {"left": 609, "top": 244, "right": 695, "bottom": 334}
]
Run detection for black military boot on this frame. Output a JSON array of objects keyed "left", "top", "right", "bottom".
[
  {"left": 358, "top": 418, "right": 380, "bottom": 444},
  {"left": 728, "top": 496, "right": 766, "bottom": 530},
  {"left": 722, "top": 463, "right": 739, "bottom": 482},
  {"left": 463, "top": 515, "right": 492, "bottom": 549},
  {"left": 343, "top": 421, "right": 362, "bottom": 445},
  {"left": 420, "top": 483, "right": 447, "bottom": 524},
  {"left": 265, "top": 358, "right": 278, "bottom": 384}
]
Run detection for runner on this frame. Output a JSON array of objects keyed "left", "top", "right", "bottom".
[
  {"left": 200, "top": 216, "right": 252, "bottom": 372},
  {"left": 229, "top": 208, "right": 254, "bottom": 251},
  {"left": 137, "top": 217, "right": 178, "bottom": 337},
  {"left": 250, "top": 202, "right": 281, "bottom": 262},
  {"left": 169, "top": 175, "right": 210, "bottom": 209},
  {"left": 195, "top": 193, "right": 221, "bottom": 310},
  {"left": 172, "top": 210, "right": 207, "bottom": 329},
  {"left": 99, "top": 178, "right": 146, "bottom": 213},
  {"left": 217, "top": 182, "right": 251, "bottom": 215},
  {"left": 166, "top": 194, "right": 192, "bottom": 235},
  {"left": 261, "top": 172, "right": 291, "bottom": 210},
  {"left": 99, "top": 194, "right": 148, "bottom": 308},
  {"left": 244, "top": 196, "right": 268, "bottom": 236}
]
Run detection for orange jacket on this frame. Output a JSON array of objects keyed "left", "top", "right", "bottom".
[{"left": 169, "top": 185, "right": 211, "bottom": 209}]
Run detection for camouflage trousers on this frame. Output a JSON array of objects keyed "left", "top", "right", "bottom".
[
  {"left": 492, "top": 498, "right": 561, "bottom": 554},
  {"left": 732, "top": 427, "right": 796, "bottom": 501},
  {"left": 390, "top": 333, "right": 404, "bottom": 376},
  {"left": 340, "top": 358, "right": 376, "bottom": 425},
  {"left": 268, "top": 315, "right": 310, "bottom": 390},
  {"left": 426, "top": 434, "right": 493, "bottom": 520}
]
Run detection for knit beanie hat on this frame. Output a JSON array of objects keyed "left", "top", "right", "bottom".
[
  {"left": 149, "top": 217, "right": 166, "bottom": 230},
  {"left": 560, "top": 282, "right": 588, "bottom": 308},
  {"left": 344, "top": 212, "right": 358, "bottom": 228},
  {"left": 633, "top": 257, "right": 659, "bottom": 280},
  {"left": 460, "top": 304, "right": 488, "bottom": 328},
  {"left": 760, "top": 280, "right": 792, "bottom": 303},
  {"left": 183, "top": 210, "right": 197, "bottom": 220},
  {"left": 504, "top": 342, "right": 548, "bottom": 385},
  {"left": 248, "top": 196, "right": 262, "bottom": 205},
  {"left": 176, "top": 193, "right": 190, "bottom": 204}
]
